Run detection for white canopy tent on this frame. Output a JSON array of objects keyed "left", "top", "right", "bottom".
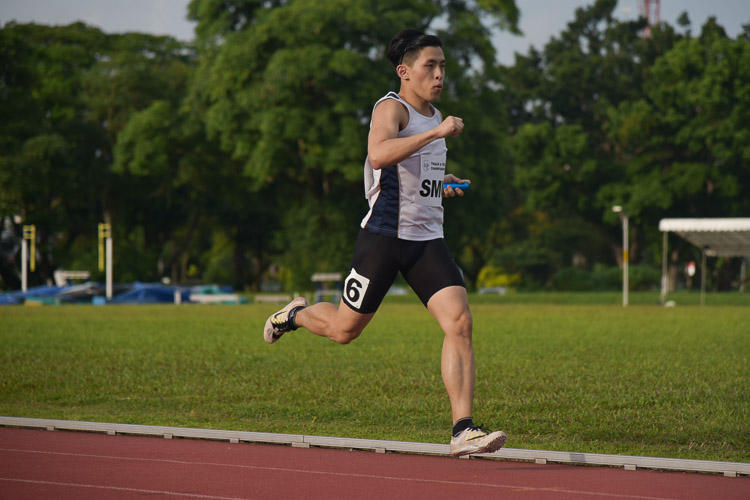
[{"left": 659, "top": 218, "right": 750, "bottom": 305}]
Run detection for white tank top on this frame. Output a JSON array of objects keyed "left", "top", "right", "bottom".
[{"left": 360, "top": 92, "right": 448, "bottom": 241}]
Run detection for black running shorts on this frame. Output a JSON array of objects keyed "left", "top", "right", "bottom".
[{"left": 342, "top": 228, "right": 465, "bottom": 314}]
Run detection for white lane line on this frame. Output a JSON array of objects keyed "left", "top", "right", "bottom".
[
  {"left": 0, "top": 447, "right": 680, "bottom": 500},
  {"left": 0, "top": 477, "right": 250, "bottom": 499}
]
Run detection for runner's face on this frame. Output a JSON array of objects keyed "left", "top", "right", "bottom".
[{"left": 404, "top": 46, "right": 445, "bottom": 102}]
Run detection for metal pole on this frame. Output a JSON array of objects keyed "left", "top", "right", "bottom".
[
  {"left": 700, "top": 248, "right": 707, "bottom": 307},
  {"left": 622, "top": 213, "right": 629, "bottom": 307},
  {"left": 21, "top": 238, "right": 28, "bottom": 293},
  {"left": 98, "top": 223, "right": 112, "bottom": 301},
  {"left": 611, "top": 206, "right": 629, "bottom": 307},
  {"left": 98, "top": 225, "right": 105, "bottom": 273},
  {"left": 741, "top": 260, "right": 746, "bottom": 293},
  {"left": 21, "top": 225, "right": 35, "bottom": 292},
  {"left": 660, "top": 231, "right": 668, "bottom": 304},
  {"left": 106, "top": 232, "right": 113, "bottom": 300},
  {"left": 27, "top": 225, "right": 35, "bottom": 273}
]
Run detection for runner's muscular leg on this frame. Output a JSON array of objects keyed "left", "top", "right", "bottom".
[
  {"left": 427, "top": 286, "right": 474, "bottom": 424},
  {"left": 294, "top": 300, "right": 374, "bottom": 345}
]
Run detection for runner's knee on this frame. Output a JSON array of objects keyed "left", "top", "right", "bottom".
[
  {"left": 330, "top": 325, "right": 364, "bottom": 345},
  {"left": 447, "top": 309, "right": 473, "bottom": 341}
]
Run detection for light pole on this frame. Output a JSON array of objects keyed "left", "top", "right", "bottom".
[
  {"left": 21, "top": 224, "right": 35, "bottom": 293},
  {"left": 98, "top": 223, "right": 113, "bottom": 300},
  {"left": 612, "top": 206, "right": 628, "bottom": 307}
]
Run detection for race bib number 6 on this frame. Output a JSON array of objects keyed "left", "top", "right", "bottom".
[{"left": 344, "top": 268, "right": 371, "bottom": 310}]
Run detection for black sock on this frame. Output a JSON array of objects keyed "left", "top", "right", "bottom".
[
  {"left": 453, "top": 417, "right": 474, "bottom": 437},
  {"left": 288, "top": 306, "right": 305, "bottom": 330}
]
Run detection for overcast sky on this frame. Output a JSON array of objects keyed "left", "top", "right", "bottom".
[{"left": 1, "top": 0, "right": 747, "bottom": 65}]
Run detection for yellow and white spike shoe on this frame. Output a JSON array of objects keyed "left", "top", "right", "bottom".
[
  {"left": 263, "top": 296, "right": 308, "bottom": 344},
  {"left": 450, "top": 426, "right": 507, "bottom": 457}
]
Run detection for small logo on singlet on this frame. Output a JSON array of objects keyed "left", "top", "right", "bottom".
[{"left": 422, "top": 160, "right": 430, "bottom": 173}]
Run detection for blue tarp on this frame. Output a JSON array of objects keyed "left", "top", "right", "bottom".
[
  {"left": 0, "top": 284, "right": 65, "bottom": 305},
  {"left": 189, "top": 284, "right": 234, "bottom": 295},
  {"left": 109, "top": 282, "right": 190, "bottom": 304},
  {"left": 0, "top": 282, "right": 242, "bottom": 305}
]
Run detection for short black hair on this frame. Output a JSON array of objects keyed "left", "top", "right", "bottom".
[{"left": 386, "top": 29, "right": 443, "bottom": 68}]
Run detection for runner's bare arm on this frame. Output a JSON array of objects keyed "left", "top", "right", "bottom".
[{"left": 368, "top": 100, "right": 464, "bottom": 170}]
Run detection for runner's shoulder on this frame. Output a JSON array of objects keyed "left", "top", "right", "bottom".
[{"left": 373, "top": 98, "right": 409, "bottom": 130}]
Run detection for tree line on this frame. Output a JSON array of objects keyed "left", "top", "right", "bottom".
[{"left": 1, "top": 0, "right": 748, "bottom": 293}]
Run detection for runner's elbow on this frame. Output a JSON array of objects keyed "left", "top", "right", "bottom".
[
  {"left": 368, "top": 155, "right": 389, "bottom": 170},
  {"left": 368, "top": 143, "right": 394, "bottom": 170}
]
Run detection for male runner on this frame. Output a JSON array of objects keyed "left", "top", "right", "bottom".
[{"left": 264, "top": 29, "right": 506, "bottom": 457}]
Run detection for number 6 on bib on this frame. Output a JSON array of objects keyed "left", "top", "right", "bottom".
[{"left": 344, "top": 268, "right": 371, "bottom": 310}]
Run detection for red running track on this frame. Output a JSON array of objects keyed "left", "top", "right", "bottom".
[{"left": 0, "top": 427, "right": 747, "bottom": 499}]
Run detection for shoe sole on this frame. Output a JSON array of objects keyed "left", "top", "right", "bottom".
[
  {"left": 451, "top": 431, "right": 507, "bottom": 457},
  {"left": 263, "top": 297, "right": 308, "bottom": 344}
]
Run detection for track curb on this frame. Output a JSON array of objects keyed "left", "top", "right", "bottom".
[{"left": 1, "top": 416, "right": 747, "bottom": 477}]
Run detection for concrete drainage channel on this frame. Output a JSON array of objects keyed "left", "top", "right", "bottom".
[{"left": 1, "top": 417, "right": 747, "bottom": 478}]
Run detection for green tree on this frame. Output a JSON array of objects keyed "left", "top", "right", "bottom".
[
  {"left": 604, "top": 18, "right": 750, "bottom": 220},
  {"left": 1, "top": 23, "right": 108, "bottom": 287},
  {"left": 503, "top": 0, "right": 683, "bottom": 285},
  {"left": 186, "top": 0, "right": 520, "bottom": 289},
  {"left": 0, "top": 22, "right": 192, "bottom": 289},
  {"left": 87, "top": 34, "right": 194, "bottom": 283},
  {"left": 602, "top": 18, "right": 750, "bottom": 290}
]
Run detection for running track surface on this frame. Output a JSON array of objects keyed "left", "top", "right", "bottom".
[{"left": 0, "top": 427, "right": 747, "bottom": 499}]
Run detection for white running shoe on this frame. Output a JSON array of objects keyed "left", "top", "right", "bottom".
[
  {"left": 450, "top": 426, "right": 507, "bottom": 457},
  {"left": 263, "top": 297, "right": 308, "bottom": 344}
]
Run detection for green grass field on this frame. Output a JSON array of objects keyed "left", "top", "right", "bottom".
[{"left": 1, "top": 294, "right": 749, "bottom": 463}]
